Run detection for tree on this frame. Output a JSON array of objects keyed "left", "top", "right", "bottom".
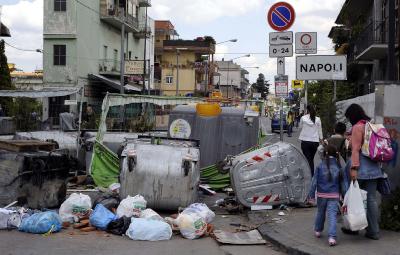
[
  {"left": 252, "top": 73, "right": 270, "bottom": 99},
  {"left": 0, "top": 40, "right": 14, "bottom": 115}
]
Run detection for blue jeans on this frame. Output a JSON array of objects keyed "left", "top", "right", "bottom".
[
  {"left": 358, "top": 179, "right": 379, "bottom": 237},
  {"left": 287, "top": 123, "right": 293, "bottom": 136},
  {"left": 315, "top": 198, "right": 339, "bottom": 238}
]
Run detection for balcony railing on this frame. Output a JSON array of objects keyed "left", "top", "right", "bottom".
[
  {"left": 138, "top": 0, "right": 151, "bottom": 7},
  {"left": 353, "top": 21, "right": 388, "bottom": 59},
  {"left": 134, "top": 23, "right": 152, "bottom": 38},
  {"left": 100, "top": 2, "right": 139, "bottom": 32},
  {"left": 99, "top": 59, "right": 120, "bottom": 74}
]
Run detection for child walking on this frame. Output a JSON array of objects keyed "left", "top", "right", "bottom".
[{"left": 307, "top": 144, "right": 349, "bottom": 246}]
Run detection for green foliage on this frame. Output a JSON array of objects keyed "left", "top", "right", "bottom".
[
  {"left": 0, "top": 40, "right": 14, "bottom": 115},
  {"left": 305, "top": 81, "right": 357, "bottom": 137},
  {"left": 10, "top": 98, "right": 42, "bottom": 131},
  {"left": 380, "top": 188, "right": 400, "bottom": 232},
  {"left": 252, "top": 73, "right": 270, "bottom": 99}
]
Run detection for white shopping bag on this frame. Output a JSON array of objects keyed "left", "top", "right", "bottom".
[{"left": 342, "top": 181, "right": 368, "bottom": 231}]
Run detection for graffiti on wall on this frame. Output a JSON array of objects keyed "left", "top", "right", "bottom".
[{"left": 384, "top": 117, "right": 399, "bottom": 168}]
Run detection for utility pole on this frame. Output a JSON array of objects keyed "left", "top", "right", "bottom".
[
  {"left": 226, "top": 61, "right": 230, "bottom": 98},
  {"left": 304, "top": 53, "right": 308, "bottom": 108},
  {"left": 176, "top": 49, "right": 180, "bottom": 96},
  {"left": 119, "top": 6, "right": 126, "bottom": 130},
  {"left": 142, "top": 6, "right": 148, "bottom": 94},
  {"left": 388, "top": 0, "right": 396, "bottom": 81}
]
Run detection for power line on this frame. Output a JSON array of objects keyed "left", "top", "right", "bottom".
[{"left": 4, "top": 41, "right": 42, "bottom": 52}]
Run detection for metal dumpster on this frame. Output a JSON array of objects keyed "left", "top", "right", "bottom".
[
  {"left": 230, "top": 142, "right": 311, "bottom": 207},
  {"left": 0, "top": 150, "right": 72, "bottom": 209},
  {"left": 119, "top": 137, "right": 200, "bottom": 210}
]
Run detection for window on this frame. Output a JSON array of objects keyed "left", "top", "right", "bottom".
[
  {"left": 166, "top": 76, "right": 173, "bottom": 84},
  {"left": 54, "top": 0, "right": 66, "bottom": 12},
  {"left": 103, "top": 45, "right": 108, "bottom": 60},
  {"left": 53, "top": 45, "right": 66, "bottom": 66},
  {"left": 113, "top": 49, "right": 118, "bottom": 70}
]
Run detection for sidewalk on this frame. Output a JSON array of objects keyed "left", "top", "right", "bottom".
[{"left": 251, "top": 208, "right": 400, "bottom": 255}]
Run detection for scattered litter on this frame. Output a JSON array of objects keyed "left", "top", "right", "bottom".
[
  {"left": 214, "top": 199, "right": 225, "bottom": 206},
  {"left": 0, "top": 208, "right": 23, "bottom": 229},
  {"left": 278, "top": 212, "right": 286, "bottom": 216},
  {"left": 279, "top": 204, "right": 288, "bottom": 210},
  {"left": 19, "top": 211, "right": 62, "bottom": 234},
  {"left": 221, "top": 215, "right": 229, "bottom": 218},
  {"left": 116, "top": 195, "right": 146, "bottom": 218},
  {"left": 4, "top": 201, "right": 18, "bottom": 209},
  {"left": 108, "top": 183, "right": 120, "bottom": 193},
  {"left": 251, "top": 205, "right": 273, "bottom": 211},
  {"left": 92, "top": 193, "right": 120, "bottom": 212},
  {"left": 213, "top": 229, "right": 266, "bottom": 245},
  {"left": 126, "top": 218, "right": 172, "bottom": 241},
  {"left": 89, "top": 204, "right": 117, "bottom": 230},
  {"left": 176, "top": 203, "right": 215, "bottom": 239},
  {"left": 199, "top": 184, "right": 217, "bottom": 196},
  {"left": 107, "top": 216, "right": 131, "bottom": 236},
  {"left": 272, "top": 218, "right": 286, "bottom": 224},
  {"left": 59, "top": 193, "right": 92, "bottom": 223},
  {"left": 140, "top": 209, "right": 164, "bottom": 221}
]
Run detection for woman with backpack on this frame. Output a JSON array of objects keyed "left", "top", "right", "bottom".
[
  {"left": 299, "top": 105, "right": 323, "bottom": 177},
  {"left": 344, "top": 104, "right": 384, "bottom": 240}
]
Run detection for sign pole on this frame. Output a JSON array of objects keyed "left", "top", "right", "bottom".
[
  {"left": 304, "top": 53, "right": 308, "bottom": 108},
  {"left": 280, "top": 97, "right": 284, "bottom": 142}
]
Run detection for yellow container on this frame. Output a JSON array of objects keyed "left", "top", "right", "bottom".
[
  {"left": 196, "top": 103, "right": 222, "bottom": 117},
  {"left": 250, "top": 105, "right": 259, "bottom": 112}
]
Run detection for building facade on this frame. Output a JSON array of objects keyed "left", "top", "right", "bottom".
[
  {"left": 154, "top": 21, "right": 215, "bottom": 96},
  {"left": 329, "top": 0, "right": 400, "bottom": 96},
  {"left": 214, "top": 60, "right": 242, "bottom": 98},
  {"left": 43, "top": 0, "right": 153, "bottom": 121}
]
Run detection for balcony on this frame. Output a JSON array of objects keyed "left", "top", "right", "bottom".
[
  {"left": 134, "top": 23, "right": 152, "bottom": 38},
  {"left": 163, "top": 40, "right": 215, "bottom": 54},
  {"left": 354, "top": 21, "right": 388, "bottom": 61},
  {"left": 138, "top": 0, "right": 151, "bottom": 7},
  {"left": 100, "top": 2, "right": 139, "bottom": 32},
  {"left": 99, "top": 59, "right": 120, "bottom": 75}
]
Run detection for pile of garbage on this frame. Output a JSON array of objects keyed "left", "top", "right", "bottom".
[{"left": 0, "top": 193, "right": 216, "bottom": 241}]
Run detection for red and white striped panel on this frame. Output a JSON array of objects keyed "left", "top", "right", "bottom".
[
  {"left": 252, "top": 194, "right": 280, "bottom": 204},
  {"left": 245, "top": 152, "right": 272, "bottom": 165}
]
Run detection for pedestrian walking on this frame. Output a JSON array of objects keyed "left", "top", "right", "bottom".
[
  {"left": 342, "top": 104, "right": 383, "bottom": 240},
  {"left": 307, "top": 144, "right": 349, "bottom": 246},
  {"left": 299, "top": 105, "right": 323, "bottom": 176},
  {"left": 327, "top": 122, "right": 348, "bottom": 161},
  {"left": 286, "top": 111, "right": 294, "bottom": 137}
]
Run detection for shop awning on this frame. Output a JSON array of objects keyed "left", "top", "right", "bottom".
[
  {"left": 88, "top": 73, "right": 123, "bottom": 92},
  {"left": 0, "top": 88, "right": 79, "bottom": 98}
]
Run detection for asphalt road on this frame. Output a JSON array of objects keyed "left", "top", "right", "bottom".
[{"left": 0, "top": 117, "right": 289, "bottom": 255}]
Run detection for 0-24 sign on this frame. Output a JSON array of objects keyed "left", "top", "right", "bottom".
[{"left": 269, "top": 44, "right": 293, "bottom": 58}]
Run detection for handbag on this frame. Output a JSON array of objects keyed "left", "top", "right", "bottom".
[{"left": 377, "top": 173, "right": 392, "bottom": 196}]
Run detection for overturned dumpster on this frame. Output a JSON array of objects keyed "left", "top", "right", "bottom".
[
  {"left": 0, "top": 140, "right": 73, "bottom": 209},
  {"left": 230, "top": 142, "right": 312, "bottom": 207}
]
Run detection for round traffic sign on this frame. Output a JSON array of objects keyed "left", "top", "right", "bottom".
[
  {"left": 267, "top": 2, "right": 296, "bottom": 32},
  {"left": 300, "top": 33, "right": 312, "bottom": 45}
]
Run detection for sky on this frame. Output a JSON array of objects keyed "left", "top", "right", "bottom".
[{"left": 1, "top": 0, "right": 345, "bottom": 88}]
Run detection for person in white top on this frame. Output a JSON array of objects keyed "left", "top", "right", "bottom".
[{"left": 299, "top": 105, "right": 323, "bottom": 176}]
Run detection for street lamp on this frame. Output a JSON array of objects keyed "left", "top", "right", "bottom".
[
  {"left": 216, "top": 39, "right": 238, "bottom": 45},
  {"left": 226, "top": 54, "right": 251, "bottom": 98},
  {"left": 176, "top": 48, "right": 188, "bottom": 96}
]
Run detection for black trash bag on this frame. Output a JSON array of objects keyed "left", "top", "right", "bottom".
[
  {"left": 92, "top": 193, "right": 120, "bottom": 211},
  {"left": 106, "top": 216, "right": 131, "bottom": 236}
]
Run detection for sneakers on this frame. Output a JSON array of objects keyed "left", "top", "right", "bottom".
[
  {"left": 365, "top": 233, "right": 380, "bottom": 240},
  {"left": 315, "top": 231, "right": 321, "bottom": 238},
  {"left": 328, "top": 237, "right": 337, "bottom": 246}
]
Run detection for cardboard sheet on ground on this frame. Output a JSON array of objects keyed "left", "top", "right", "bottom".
[{"left": 213, "top": 229, "right": 266, "bottom": 245}]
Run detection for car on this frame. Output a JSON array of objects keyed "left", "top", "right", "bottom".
[
  {"left": 271, "top": 112, "right": 288, "bottom": 133},
  {"left": 279, "top": 36, "right": 291, "bottom": 41}
]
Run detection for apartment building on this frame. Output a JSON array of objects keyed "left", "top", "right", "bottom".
[
  {"left": 213, "top": 60, "right": 242, "bottom": 98},
  {"left": 329, "top": 0, "right": 400, "bottom": 95},
  {"left": 43, "top": 0, "right": 153, "bottom": 121}
]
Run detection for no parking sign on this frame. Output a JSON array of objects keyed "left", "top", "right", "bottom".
[{"left": 267, "top": 2, "right": 296, "bottom": 32}]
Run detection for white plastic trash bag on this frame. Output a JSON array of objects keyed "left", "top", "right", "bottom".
[
  {"left": 116, "top": 195, "right": 147, "bottom": 218},
  {"left": 59, "top": 193, "right": 92, "bottom": 223},
  {"left": 176, "top": 209, "right": 207, "bottom": 240},
  {"left": 185, "top": 203, "right": 215, "bottom": 223},
  {"left": 342, "top": 181, "right": 368, "bottom": 231},
  {"left": 126, "top": 218, "right": 172, "bottom": 241},
  {"left": 0, "top": 209, "right": 22, "bottom": 229},
  {"left": 140, "top": 209, "right": 164, "bottom": 221}
]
